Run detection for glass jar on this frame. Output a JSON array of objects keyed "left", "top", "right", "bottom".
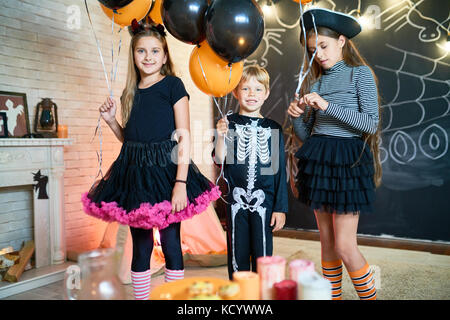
[{"left": 65, "top": 248, "right": 126, "bottom": 300}]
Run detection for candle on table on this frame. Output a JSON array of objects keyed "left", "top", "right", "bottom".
[
  {"left": 289, "top": 259, "right": 315, "bottom": 283},
  {"left": 257, "top": 256, "right": 286, "bottom": 300},
  {"left": 232, "top": 271, "right": 260, "bottom": 300},
  {"left": 273, "top": 280, "right": 297, "bottom": 300},
  {"left": 297, "top": 271, "right": 332, "bottom": 300}
]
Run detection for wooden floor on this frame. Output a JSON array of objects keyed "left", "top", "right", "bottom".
[{"left": 3, "top": 236, "right": 450, "bottom": 300}]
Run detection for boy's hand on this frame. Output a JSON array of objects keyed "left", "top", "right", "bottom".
[
  {"left": 99, "top": 97, "right": 117, "bottom": 124},
  {"left": 270, "top": 212, "right": 286, "bottom": 232},
  {"left": 216, "top": 116, "right": 229, "bottom": 137}
]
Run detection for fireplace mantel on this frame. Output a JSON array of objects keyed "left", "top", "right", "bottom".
[{"left": 0, "top": 138, "right": 73, "bottom": 147}]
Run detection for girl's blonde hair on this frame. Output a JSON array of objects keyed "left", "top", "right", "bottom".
[
  {"left": 238, "top": 65, "right": 270, "bottom": 91},
  {"left": 300, "top": 27, "right": 382, "bottom": 187},
  {"left": 120, "top": 26, "right": 175, "bottom": 126}
]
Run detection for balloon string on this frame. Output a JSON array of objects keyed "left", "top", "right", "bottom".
[
  {"left": 214, "top": 105, "right": 233, "bottom": 205},
  {"left": 84, "top": 0, "right": 112, "bottom": 96},
  {"left": 111, "top": 12, "right": 114, "bottom": 87},
  {"left": 196, "top": 48, "right": 233, "bottom": 203},
  {"left": 85, "top": 0, "right": 117, "bottom": 180},
  {"left": 113, "top": 28, "right": 122, "bottom": 83},
  {"left": 295, "top": 3, "right": 318, "bottom": 96},
  {"left": 91, "top": 116, "right": 103, "bottom": 179}
]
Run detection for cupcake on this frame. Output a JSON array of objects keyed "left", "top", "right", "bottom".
[
  {"left": 188, "top": 281, "right": 214, "bottom": 296},
  {"left": 218, "top": 283, "right": 240, "bottom": 300}
]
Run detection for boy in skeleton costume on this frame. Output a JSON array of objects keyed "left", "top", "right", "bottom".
[{"left": 213, "top": 66, "right": 288, "bottom": 278}]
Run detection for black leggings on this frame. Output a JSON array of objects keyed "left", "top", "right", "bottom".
[{"left": 130, "top": 223, "right": 184, "bottom": 272}]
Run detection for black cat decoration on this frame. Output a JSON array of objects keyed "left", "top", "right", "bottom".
[{"left": 32, "top": 170, "right": 49, "bottom": 199}]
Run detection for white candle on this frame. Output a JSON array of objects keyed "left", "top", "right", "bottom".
[
  {"left": 297, "top": 271, "right": 332, "bottom": 300},
  {"left": 289, "top": 259, "right": 315, "bottom": 283},
  {"left": 257, "top": 256, "right": 286, "bottom": 300}
]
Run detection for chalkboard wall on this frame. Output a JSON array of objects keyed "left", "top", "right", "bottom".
[{"left": 213, "top": 0, "right": 450, "bottom": 242}]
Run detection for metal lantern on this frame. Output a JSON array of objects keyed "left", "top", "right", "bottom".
[{"left": 34, "top": 98, "right": 58, "bottom": 138}]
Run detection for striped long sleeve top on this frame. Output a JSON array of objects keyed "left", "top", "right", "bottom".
[{"left": 292, "top": 60, "right": 379, "bottom": 141}]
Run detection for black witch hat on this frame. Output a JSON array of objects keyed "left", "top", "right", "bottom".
[{"left": 300, "top": 8, "right": 362, "bottom": 39}]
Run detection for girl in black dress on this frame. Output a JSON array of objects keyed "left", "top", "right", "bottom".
[
  {"left": 288, "top": 9, "right": 382, "bottom": 300},
  {"left": 82, "top": 24, "right": 220, "bottom": 300}
]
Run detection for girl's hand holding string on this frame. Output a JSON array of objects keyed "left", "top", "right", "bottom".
[
  {"left": 99, "top": 97, "right": 117, "bottom": 124},
  {"left": 302, "top": 92, "right": 329, "bottom": 111},
  {"left": 287, "top": 93, "right": 307, "bottom": 118}
]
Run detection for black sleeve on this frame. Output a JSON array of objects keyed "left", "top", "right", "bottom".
[
  {"left": 170, "top": 77, "right": 190, "bottom": 105},
  {"left": 272, "top": 125, "right": 288, "bottom": 214}
]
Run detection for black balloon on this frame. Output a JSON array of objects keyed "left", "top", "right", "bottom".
[
  {"left": 161, "top": 0, "right": 209, "bottom": 45},
  {"left": 205, "top": 0, "right": 264, "bottom": 63},
  {"left": 98, "top": 0, "right": 134, "bottom": 10}
]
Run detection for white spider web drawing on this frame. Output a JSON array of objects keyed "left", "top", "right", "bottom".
[{"left": 375, "top": 43, "right": 449, "bottom": 190}]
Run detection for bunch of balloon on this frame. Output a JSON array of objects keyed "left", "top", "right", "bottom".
[
  {"left": 160, "top": 0, "right": 264, "bottom": 97},
  {"left": 99, "top": 0, "right": 153, "bottom": 27}
]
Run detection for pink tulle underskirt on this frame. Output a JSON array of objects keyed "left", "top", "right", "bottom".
[{"left": 81, "top": 186, "right": 221, "bottom": 230}]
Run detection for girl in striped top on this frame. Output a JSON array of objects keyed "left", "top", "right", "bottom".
[{"left": 288, "top": 8, "right": 381, "bottom": 300}]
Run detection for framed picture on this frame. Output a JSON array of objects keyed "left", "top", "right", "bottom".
[
  {"left": 0, "top": 91, "right": 31, "bottom": 138},
  {"left": 0, "top": 112, "right": 8, "bottom": 138}
]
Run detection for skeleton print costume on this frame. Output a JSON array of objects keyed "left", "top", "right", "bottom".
[{"left": 213, "top": 113, "right": 288, "bottom": 278}]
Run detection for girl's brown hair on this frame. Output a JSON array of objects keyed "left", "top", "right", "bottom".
[
  {"left": 120, "top": 25, "right": 175, "bottom": 126},
  {"left": 300, "top": 27, "right": 382, "bottom": 187}
]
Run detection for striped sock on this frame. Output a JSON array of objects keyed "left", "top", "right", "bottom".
[
  {"left": 165, "top": 268, "right": 184, "bottom": 282},
  {"left": 348, "top": 263, "right": 377, "bottom": 300},
  {"left": 322, "top": 260, "right": 343, "bottom": 300},
  {"left": 131, "top": 270, "right": 151, "bottom": 300}
]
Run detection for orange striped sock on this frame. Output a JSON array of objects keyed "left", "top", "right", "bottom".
[
  {"left": 322, "top": 260, "right": 343, "bottom": 300},
  {"left": 348, "top": 263, "right": 377, "bottom": 300}
]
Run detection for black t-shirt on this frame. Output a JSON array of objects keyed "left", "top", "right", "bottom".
[{"left": 123, "top": 75, "right": 189, "bottom": 143}]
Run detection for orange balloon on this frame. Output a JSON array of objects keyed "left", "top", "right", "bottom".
[
  {"left": 100, "top": 0, "right": 152, "bottom": 27},
  {"left": 293, "top": 0, "right": 313, "bottom": 4},
  {"left": 189, "top": 41, "right": 243, "bottom": 97},
  {"left": 149, "top": 0, "right": 163, "bottom": 25}
]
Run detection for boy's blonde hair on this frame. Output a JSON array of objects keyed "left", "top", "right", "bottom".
[{"left": 238, "top": 65, "right": 270, "bottom": 91}]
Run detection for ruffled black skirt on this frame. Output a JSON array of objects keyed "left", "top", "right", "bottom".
[
  {"left": 82, "top": 139, "right": 221, "bottom": 230},
  {"left": 295, "top": 135, "right": 375, "bottom": 214}
]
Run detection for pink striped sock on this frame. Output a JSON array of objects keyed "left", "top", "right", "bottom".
[
  {"left": 165, "top": 268, "right": 184, "bottom": 282},
  {"left": 131, "top": 270, "right": 151, "bottom": 300}
]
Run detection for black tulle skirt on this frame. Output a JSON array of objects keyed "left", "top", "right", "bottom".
[
  {"left": 82, "top": 139, "right": 221, "bottom": 230},
  {"left": 295, "top": 134, "right": 375, "bottom": 214}
]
